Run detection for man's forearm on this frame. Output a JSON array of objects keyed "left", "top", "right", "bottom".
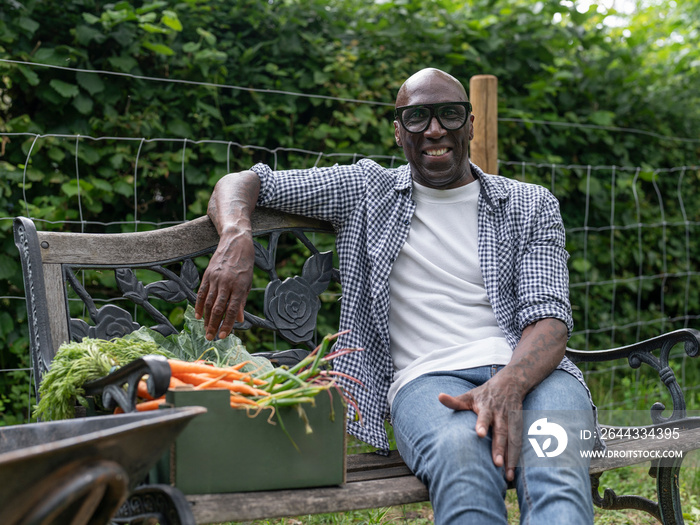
[
  {"left": 195, "top": 170, "right": 261, "bottom": 339},
  {"left": 208, "top": 170, "right": 261, "bottom": 235},
  {"left": 495, "top": 318, "right": 568, "bottom": 397}
]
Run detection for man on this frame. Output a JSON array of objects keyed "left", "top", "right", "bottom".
[{"left": 195, "top": 68, "right": 596, "bottom": 523}]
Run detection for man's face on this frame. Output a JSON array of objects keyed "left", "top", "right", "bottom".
[{"left": 394, "top": 72, "right": 475, "bottom": 189}]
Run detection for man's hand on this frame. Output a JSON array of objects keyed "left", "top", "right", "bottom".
[
  {"left": 438, "top": 318, "right": 569, "bottom": 481},
  {"left": 439, "top": 374, "right": 525, "bottom": 481},
  {"left": 193, "top": 170, "right": 260, "bottom": 340},
  {"left": 195, "top": 227, "right": 255, "bottom": 340}
]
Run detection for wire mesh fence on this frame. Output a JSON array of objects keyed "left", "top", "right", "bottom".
[{"left": 1, "top": 130, "right": 698, "bottom": 423}]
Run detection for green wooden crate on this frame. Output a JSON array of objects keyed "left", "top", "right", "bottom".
[{"left": 153, "top": 388, "right": 347, "bottom": 494}]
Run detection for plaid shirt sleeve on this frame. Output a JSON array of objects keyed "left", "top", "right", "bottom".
[
  {"left": 477, "top": 171, "right": 573, "bottom": 347},
  {"left": 251, "top": 161, "right": 373, "bottom": 228},
  {"left": 514, "top": 189, "right": 573, "bottom": 336}
]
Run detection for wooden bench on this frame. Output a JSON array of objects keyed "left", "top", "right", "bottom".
[{"left": 13, "top": 212, "right": 700, "bottom": 525}]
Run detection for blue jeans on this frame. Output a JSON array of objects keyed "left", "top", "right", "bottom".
[{"left": 391, "top": 366, "right": 594, "bottom": 524}]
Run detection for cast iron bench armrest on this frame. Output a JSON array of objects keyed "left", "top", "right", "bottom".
[
  {"left": 565, "top": 329, "right": 700, "bottom": 365},
  {"left": 566, "top": 328, "right": 700, "bottom": 425}
]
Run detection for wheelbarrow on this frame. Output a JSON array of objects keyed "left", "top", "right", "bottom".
[{"left": 0, "top": 406, "right": 205, "bottom": 525}]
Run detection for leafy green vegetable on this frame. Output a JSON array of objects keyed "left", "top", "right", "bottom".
[
  {"left": 34, "top": 337, "right": 171, "bottom": 421},
  {"left": 34, "top": 305, "right": 272, "bottom": 421},
  {"left": 123, "top": 305, "right": 273, "bottom": 375}
]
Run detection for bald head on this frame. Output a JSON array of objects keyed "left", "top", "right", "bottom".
[{"left": 395, "top": 68, "right": 468, "bottom": 107}]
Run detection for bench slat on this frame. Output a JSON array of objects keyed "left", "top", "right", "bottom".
[
  {"left": 589, "top": 425, "right": 700, "bottom": 474},
  {"left": 187, "top": 476, "right": 429, "bottom": 523},
  {"left": 346, "top": 465, "right": 415, "bottom": 482},
  {"left": 36, "top": 211, "right": 332, "bottom": 266},
  {"left": 346, "top": 450, "right": 406, "bottom": 471}
]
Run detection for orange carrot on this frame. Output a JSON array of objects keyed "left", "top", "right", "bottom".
[
  {"left": 175, "top": 372, "right": 223, "bottom": 387},
  {"left": 212, "top": 380, "right": 269, "bottom": 397},
  {"left": 231, "top": 360, "right": 256, "bottom": 370},
  {"left": 135, "top": 398, "right": 166, "bottom": 411},
  {"left": 169, "top": 376, "right": 188, "bottom": 389},
  {"left": 175, "top": 372, "right": 269, "bottom": 396},
  {"left": 137, "top": 380, "right": 154, "bottom": 400},
  {"left": 194, "top": 372, "right": 228, "bottom": 390},
  {"left": 230, "top": 394, "right": 258, "bottom": 407},
  {"left": 168, "top": 359, "right": 266, "bottom": 385}
]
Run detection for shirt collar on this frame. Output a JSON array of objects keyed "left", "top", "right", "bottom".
[
  {"left": 393, "top": 164, "right": 413, "bottom": 192},
  {"left": 394, "top": 162, "right": 508, "bottom": 210},
  {"left": 470, "top": 162, "right": 505, "bottom": 210},
  {"left": 395, "top": 161, "right": 506, "bottom": 210}
]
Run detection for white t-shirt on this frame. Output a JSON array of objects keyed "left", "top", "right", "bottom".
[{"left": 387, "top": 179, "right": 512, "bottom": 407}]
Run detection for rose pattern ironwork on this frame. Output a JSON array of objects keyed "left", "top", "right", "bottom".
[
  {"left": 66, "top": 261, "right": 200, "bottom": 341},
  {"left": 64, "top": 231, "right": 337, "bottom": 349},
  {"left": 265, "top": 277, "right": 321, "bottom": 343},
  {"left": 71, "top": 304, "right": 140, "bottom": 341},
  {"left": 262, "top": 250, "right": 333, "bottom": 345}
]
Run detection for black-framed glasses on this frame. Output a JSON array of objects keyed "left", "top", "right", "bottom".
[{"left": 395, "top": 102, "right": 472, "bottom": 133}]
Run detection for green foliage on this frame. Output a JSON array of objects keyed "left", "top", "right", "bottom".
[
  {"left": 34, "top": 338, "right": 145, "bottom": 421},
  {"left": 124, "top": 305, "right": 273, "bottom": 373},
  {"left": 0, "top": 0, "right": 698, "bottom": 425}
]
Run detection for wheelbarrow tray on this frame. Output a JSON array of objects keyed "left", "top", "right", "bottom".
[{"left": 0, "top": 406, "right": 205, "bottom": 524}]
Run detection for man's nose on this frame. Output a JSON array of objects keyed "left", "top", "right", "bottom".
[{"left": 424, "top": 116, "right": 447, "bottom": 138}]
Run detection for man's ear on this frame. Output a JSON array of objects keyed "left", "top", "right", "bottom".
[
  {"left": 468, "top": 113, "right": 475, "bottom": 141},
  {"left": 394, "top": 121, "right": 402, "bottom": 147}
]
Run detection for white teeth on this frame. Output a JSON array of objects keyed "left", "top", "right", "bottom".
[{"left": 425, "top": 148, "right": 448, "bottom": 156}]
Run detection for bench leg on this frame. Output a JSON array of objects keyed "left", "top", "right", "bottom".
[
  {"left": 651, "top": 456, "right": 686, "bottom": 525},
  {"left": 590, "top": 473, "right": 663, "bottom": 523},
  {"left": 592, "top": 453, "right": 689, "bottom": 525}
]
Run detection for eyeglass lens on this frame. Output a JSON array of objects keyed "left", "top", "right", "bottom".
[{"left": 402, "top": 104, "right": 468, "bottom": 132}]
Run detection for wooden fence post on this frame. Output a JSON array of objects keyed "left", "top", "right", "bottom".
[{"left": 469, "top": 74, "right": 498, "bottom": 174}]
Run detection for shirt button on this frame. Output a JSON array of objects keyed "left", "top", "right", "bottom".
[{"left": 403, "top": 219, "right": 410, "bottom": 225}]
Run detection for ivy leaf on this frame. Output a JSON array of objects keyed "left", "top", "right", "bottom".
[
  {"left": 142, "top": 41, "right": 175, "bottom": 55},
  {"left": 18, "top": 16, "right": 40, "bottom": 34},
  {"left": 17, "top": 65, "right": 39, "bottom": 86},
  {"left": 75, "top": 25, "right": 106, "bottom": 45},
  {"left": 76, "top": 71, "right": 105, "bottom": 95},
  {"left": 49, "top": 79, "right": 80, "bottom": 99},
  {"left": 182, "top": 41, "right": 201, "bottom": 53},
  {"left": 82, "top": 13, "right": 100, "bottom": 24},
  {"left": 0, "top": 254, "right": 18, "bottom": 280},
  {"left": 135, "top": 1, "right": 168, "bottom": 15},
  {"left": 196, "top": 27, "right": 216, "bottom": 45},
  {"left": 47, "top": 147, "right": 65, "bottom": 162},
  {"left": 108, "top": 55, "right": 138, "bottom": 72},
  {"left": 167, "top": 118, "right": 192, "bottom": 137},
  {"left": 140, "top": 22, "right": 169, "bottom": 34},
  {"left": 162, "top": 11, "right": 183, "bottom": 31},
  {"left": 72, "top": 93, "right": 94, "bottom": 115}
]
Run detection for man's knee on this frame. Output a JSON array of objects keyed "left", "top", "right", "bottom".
[{"left": 524, "top": 369, "right": 592, "bottom": 412}]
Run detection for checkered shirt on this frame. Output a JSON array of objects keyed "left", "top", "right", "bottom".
[{"left": 252, "top": 160, "right": 596, "bottom": 452}]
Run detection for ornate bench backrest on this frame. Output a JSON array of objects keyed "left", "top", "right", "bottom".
[{"left": 13, "top": 210, "right": 337, "bottom": 397}]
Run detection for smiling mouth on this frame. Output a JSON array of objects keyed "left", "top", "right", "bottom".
[{"left": 424, "top": 147, "right": 450, "bottom": 157}]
